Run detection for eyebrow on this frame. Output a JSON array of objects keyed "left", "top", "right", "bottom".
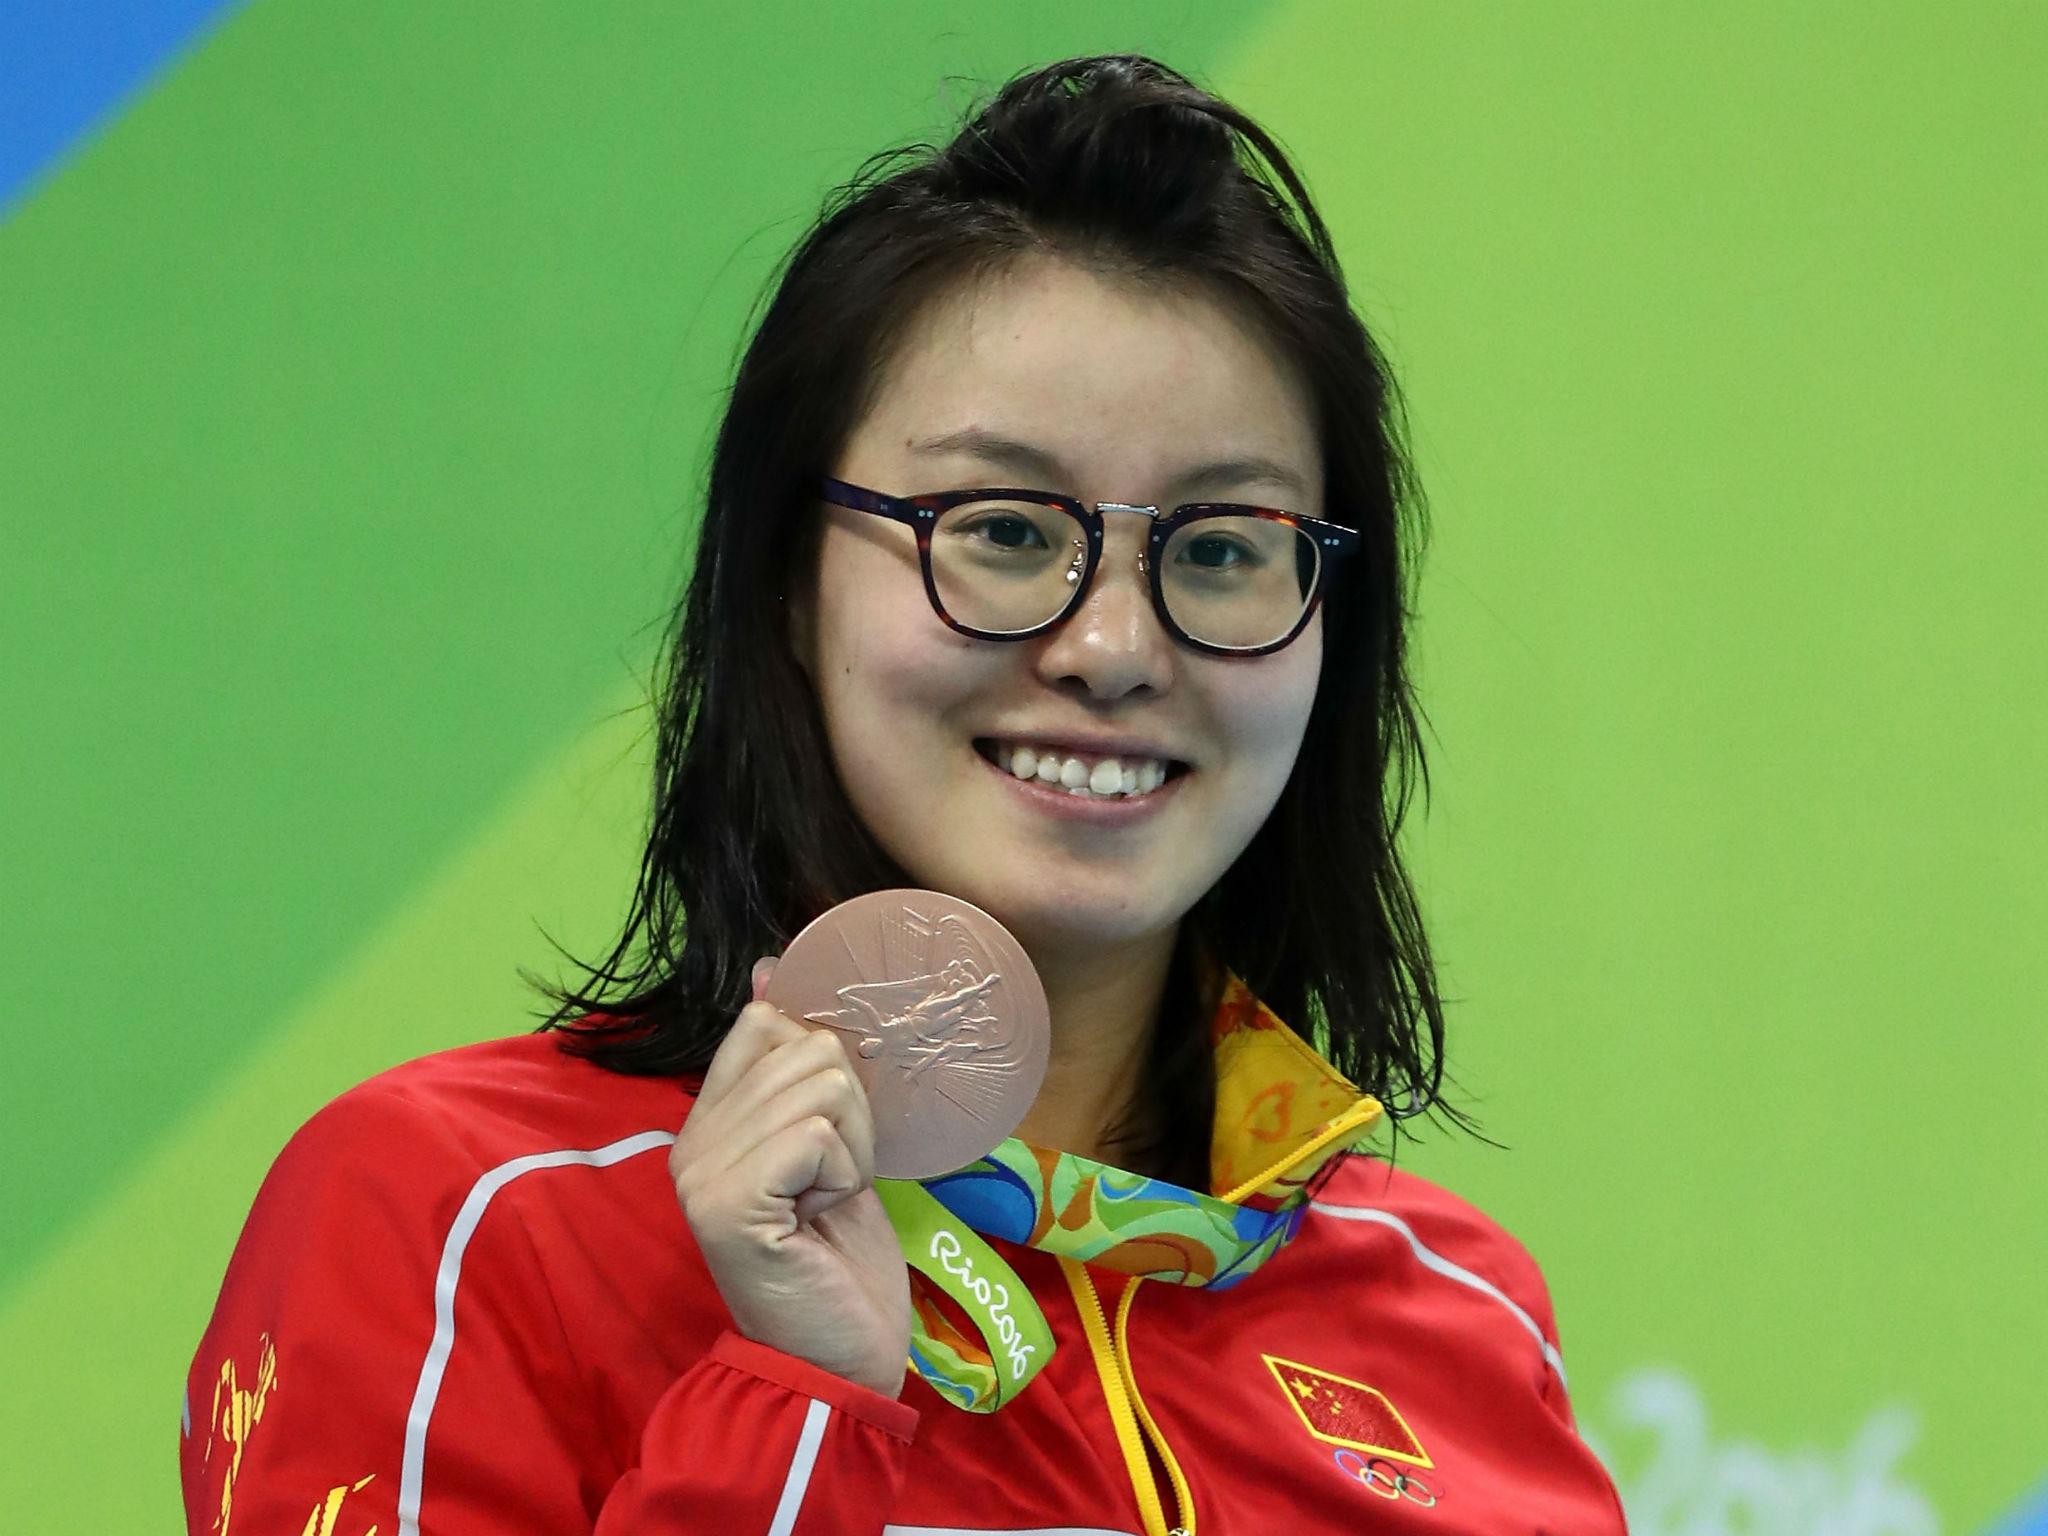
[{"left": 906, "top": 427, "right": 1313, "bottom": 503}]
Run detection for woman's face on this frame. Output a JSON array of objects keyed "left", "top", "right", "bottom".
[{"left": 798, "top": 253, "right": 1325, "bottom": 961}]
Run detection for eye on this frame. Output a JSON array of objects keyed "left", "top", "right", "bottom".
[
  {"left": 963, "top": 512, "right": 1052, "bottom": 550},
  {"left": 1178, "top": 531, "right": 1261, "bottom": 570}
]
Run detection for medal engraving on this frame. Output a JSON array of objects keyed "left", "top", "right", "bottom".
[{"left": 766, "top": 890, "right": 1050, "bottom": 1178}]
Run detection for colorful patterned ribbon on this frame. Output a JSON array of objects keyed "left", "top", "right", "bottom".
[
  {"left": 874, "top": 1177, "right": 1057, "bottom": 1412},
  {"left": 883, "top": 975, "right": 1385, "bottom": 1413}
]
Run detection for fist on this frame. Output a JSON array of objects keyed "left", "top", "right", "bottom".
[{"left": 668, "top": 963, "right": 911, "bottom": 1397}]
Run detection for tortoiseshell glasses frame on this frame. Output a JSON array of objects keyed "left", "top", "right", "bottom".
[{"left": 817, "top": 476, "right": 1360, "bottom": 658}]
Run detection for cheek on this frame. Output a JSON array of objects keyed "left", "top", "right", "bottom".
[
  {"left": 1219, "top": 633, "right": 1322, "bottom": 787},
  {"left": 806, "top": 550, "right": 996, "bottom": 771},
  {"left": 808, "top": 531, "right": 922, "bottom": 705}
]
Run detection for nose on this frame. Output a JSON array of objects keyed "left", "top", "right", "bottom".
[{"left": 1032, "top": 516, "right": 1175, "bottom": 701}]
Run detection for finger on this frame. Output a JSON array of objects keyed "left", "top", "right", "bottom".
[
  {"left": 695, "top": 1000, "right": 808, "bottom": 1112},
  {"left": 699, "top": 1025, "right": 860, "bottom": 1139},
  {"left": 750, "top": 954, "right": 780, "bottom": 1002},
  {"left": 699, "top": 1046, "right": 875, "bottom": 1182},
  {"left": 708, "top": 1116, "right": 864, "bottom": 1236},
  {"left": 824, "top": 1041, "right": 876, "bottom": 1184},
  {"left": 792, "top": 1169, "right": 864, "bottom": 1226},
  {"left": 678, "top": 1028, "right": 846, "bottom": 1181}
]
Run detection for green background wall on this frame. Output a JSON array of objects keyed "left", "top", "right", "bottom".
[{"left": 3, "top": 3, "right": 2041, "bottom": 1529}]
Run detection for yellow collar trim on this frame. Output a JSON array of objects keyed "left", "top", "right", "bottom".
[{"left": 1208, "top": 973, "right": 1384, "bottom": 1204}]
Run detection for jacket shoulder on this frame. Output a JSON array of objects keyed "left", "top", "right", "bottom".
[
  {"left": 204, "top": 1032, "right": 696, "bottom": 1352},
  {"left": 226, "top": 1034, "right": 693, "bottom": 1253},
  {"left": 1308, "top": 1152, "right": 1564, "bottom": 1357},
  {"left": 302, "top": 1030, "right": 689, "bottom": 1162}
]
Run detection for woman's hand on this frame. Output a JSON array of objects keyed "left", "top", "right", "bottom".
[{"left": 668, "top": 959, "right": 911, "bottom": 1398}]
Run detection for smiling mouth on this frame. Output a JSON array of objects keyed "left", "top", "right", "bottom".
[{"left": 972, "top": 739, "right": 1189, "bottom": 800}]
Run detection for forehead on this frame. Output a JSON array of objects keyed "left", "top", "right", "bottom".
[{"left": 854, "top": 253, "right": 1321, "bottom": 509}]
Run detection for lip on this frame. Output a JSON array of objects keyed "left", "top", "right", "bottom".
[{"left": 975, "top": 745, "right": 1186, "bottom": 823}]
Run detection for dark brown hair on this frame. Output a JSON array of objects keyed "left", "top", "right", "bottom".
[{"left": 532, "top": 54, "right": 1475, "bottom": 1181}]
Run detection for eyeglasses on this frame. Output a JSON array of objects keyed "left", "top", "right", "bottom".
[{"left": 817, "top": 476, "right": 1359, "bottom": 657}]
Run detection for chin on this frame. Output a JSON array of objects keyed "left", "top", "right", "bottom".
[
  {"left": 955, "top": 874, "right": 1191, "bottom": 962},
  {"left": 871, "top": 808, "right": 1211, "bottom": 958}
]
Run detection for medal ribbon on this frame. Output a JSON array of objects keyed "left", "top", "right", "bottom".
[
  {"left": 880, "top": 975, "right": 1385, "bottom": 1413},
  {"left": 881, "top": 1105, "right": 1376, "bottom": 1411},
  {"left": 873, "top": 1178, "right": 1055, "bottom": 1412}
]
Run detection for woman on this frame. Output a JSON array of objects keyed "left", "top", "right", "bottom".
[{"left": 182, "top": 55, "right": 1625, "bottom": 1535}]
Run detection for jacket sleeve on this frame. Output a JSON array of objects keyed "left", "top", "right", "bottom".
[
  {"left": 180, "top": 1081, "right": 918, "bottom": 1534},
  {"left": 1474, "top": 1225, "right": 1633, "bottom": 1532},
  {"left": 1481, "top": 1228, "right": 1582, "bottom": 1428}
]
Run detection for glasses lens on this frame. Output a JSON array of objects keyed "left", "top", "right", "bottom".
[
  {"left": 1160, "top": 513, "right": 1319, "bottom": 650},
  {"left": 929, "top": 499, "right": 1086, "bottom": 634}
]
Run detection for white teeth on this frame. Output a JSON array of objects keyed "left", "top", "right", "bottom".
[{"left": 993, "top": 743, "right": 1174, "bottom": 799}]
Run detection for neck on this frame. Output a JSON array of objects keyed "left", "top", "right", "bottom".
[{"left": 1011, "top": 926, "right": 1179, "bottom": 1168}]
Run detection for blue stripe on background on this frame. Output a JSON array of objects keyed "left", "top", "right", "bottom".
[
  {"left": 1985, "top": 1479, "right": 2048, "bottom": 1536},
  {"left": 1, "top": 0, "right": 244, "bottom": 215}
]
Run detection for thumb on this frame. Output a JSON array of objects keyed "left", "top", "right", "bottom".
[{"left": 750, "top": 955, "right": 781, "bottom": 1002}]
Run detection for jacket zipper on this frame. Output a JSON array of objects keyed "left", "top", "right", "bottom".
[
  {"left": 1114, "top": 1276, "right": 1194, "bottom": 1536},
  {"left": 1059, "top": 1260, "right": 1194, "bottom": 1536},
  {"left": 1048, "top": 1086, "right": 1379, "bottom": 1534}
]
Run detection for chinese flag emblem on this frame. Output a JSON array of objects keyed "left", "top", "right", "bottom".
[{"left": 1262, "top": 1354, "right": 1433, "bottom": 1467}]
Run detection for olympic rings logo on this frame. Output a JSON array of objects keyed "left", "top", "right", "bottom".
[{"left": 1332, "top": 1448, "right": 1439, "bottom": 1506}]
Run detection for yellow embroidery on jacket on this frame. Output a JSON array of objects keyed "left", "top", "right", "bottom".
[
  {"left": 300, "top": 1473, "right": 378, "bottom": 1536},
  {"left": 1262, "top": 1352, "right": 1433, "bottom": 1466},
  {"left": 202, "top": 1332, "right": 280, "bottom": 1535}
]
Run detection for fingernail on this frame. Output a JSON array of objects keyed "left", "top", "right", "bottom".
[{"left": 750, "top": 955, "right": 780, "bottom": 1000}]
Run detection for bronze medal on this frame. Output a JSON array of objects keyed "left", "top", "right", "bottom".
[{"left": 764, "top": 889, "right": 1051, "bottom": 1179}]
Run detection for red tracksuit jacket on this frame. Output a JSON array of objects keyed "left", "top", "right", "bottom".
[{"left": 181, "top": 1029, "right": 1627, "bottom": 1534}]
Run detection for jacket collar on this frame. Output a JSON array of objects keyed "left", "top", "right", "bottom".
[{"left": 1205, "top": 973, "right": 1384, "bottom": 1205}]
